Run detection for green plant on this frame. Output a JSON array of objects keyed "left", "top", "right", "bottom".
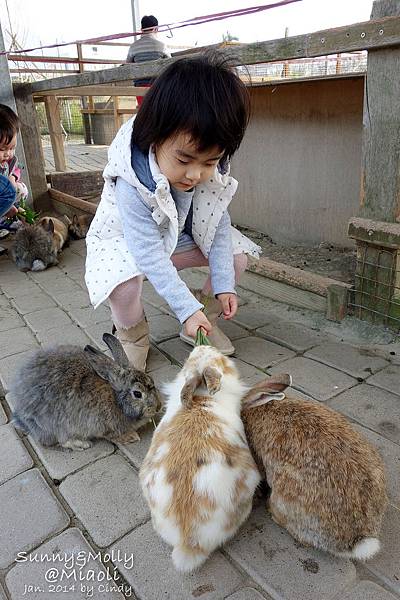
[
  {"left": 17, "top": 198, "right": 40, "bottom": 224},
  {"left": 195, "top": 327, "right": 211, "bottom": 346}
]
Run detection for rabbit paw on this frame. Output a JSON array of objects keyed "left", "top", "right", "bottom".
[
  {"left": 112, "top": 430, "right": 141, "bottom": 445},
  {"left": 62, "top": 439, "right": 92, "bottom": 451}
]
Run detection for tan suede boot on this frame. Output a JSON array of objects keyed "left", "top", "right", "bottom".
[
  {"left": 115, "top": 318, "right": 150, "bottom": 371},
  {"left": 180, "top": 289, "right": 235, "bottom": 356}
]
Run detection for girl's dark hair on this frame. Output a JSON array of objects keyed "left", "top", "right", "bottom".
[
  {"left": 0, "top": 104, "right": 20, "bottom": 144},
  {"left": 132, "top": 52, "right": 250, "bottom": 162}
]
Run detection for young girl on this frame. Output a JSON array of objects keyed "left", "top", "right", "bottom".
[
  {"left": 0, "top": 104, "right": 28, "bottom": 210},
  {"left": 85, "top": 53, "right": 261, "bottom": 370}
]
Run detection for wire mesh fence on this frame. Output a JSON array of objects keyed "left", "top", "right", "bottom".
[{"left": 349, "top": 242, "right": 400, "bottom": 331}]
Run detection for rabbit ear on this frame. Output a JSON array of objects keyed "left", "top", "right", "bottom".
[
  {"left": 84, "top": 344, "right": 121, "bottom": 386},
  {"left": 243, "top": 374, "right": 292, "bottom": 409},
  {"left": 72, "top": 214, "right": 79, "bottom": 225},
  {"left": 102, "top": 333, "right": 130, "bottom": 368},
  {"left": 181, "top": 373, "right": 203, "bottom": 408},
  {"left": 203, "top": 366, "right": 222, "bottom": 395}
]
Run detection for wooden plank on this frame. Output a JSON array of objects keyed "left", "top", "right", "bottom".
[
  {"left": 26, "top": 15, "right": 400, "bottom": 94},
  {"left": 238, "top": 270, "right": 327, "bottom": 313},
  {"left": 48, "top": 188, "right": 97, "bottom": 214},
  {"left": 33, "top": 85, "right": 150, "bottom": 97},
  {"left": 44, "top": 96, "right": 66, "bottom": 172},
  {"left": 359, "top": 1, "right": 400, "bottom": 222},
  {"left": 247, "top": 256, "right": 351, "bottom": 297},
  {"left": 47, "top": 170, "right": 103, "bottom": 198},
  {"left": 13, "top": 82, "right": 51, "bottom": 211},
  {"left": 348, "top": 217, "right": 400, "bottom": 248}
]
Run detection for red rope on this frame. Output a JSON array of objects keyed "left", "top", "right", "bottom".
[{"left": 0, "top": 0, "right": 302, "bottom": 56}]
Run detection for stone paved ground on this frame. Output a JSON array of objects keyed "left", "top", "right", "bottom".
[{"left": 0, "top": 240, "right": 399, "bottom": 600}]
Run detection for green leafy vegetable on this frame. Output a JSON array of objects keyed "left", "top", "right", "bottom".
[{"left": 195, "top": 327, "right": 211, "bottom": 346}]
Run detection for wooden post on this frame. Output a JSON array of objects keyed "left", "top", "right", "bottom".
[
  {"left": 113, "top": 94, "right": 122, "bottom": 133},
  {"left": 349, "top": 0, "right": 400, "bottom": 330},
  {"left": 77, "top": 43, "right": 92, "bottom": 145},
  {"left": 13, "top": 83, "right": 51, "bottom": 211},
  {"left": 44, "top": 96, "right": 67, "bottom": 172}
]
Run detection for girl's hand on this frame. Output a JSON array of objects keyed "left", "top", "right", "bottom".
[
  {"left": 216, "top": 293, "right": 238, "bottom": 320},
  {"left": 184, "top": 310, "right": 212, "bottom": 338}
]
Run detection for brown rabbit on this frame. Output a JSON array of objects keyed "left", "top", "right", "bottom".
[
  {"left": 241, "top": 374, "right": 387, "bottom": 560},
  {"left": 38, "top": 216, "right": 69, "bottom": 253},
  {"left": 66, "top": 214, "right": 93, "bottom": 239}
]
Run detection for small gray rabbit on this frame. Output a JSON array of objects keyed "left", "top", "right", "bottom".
[
  {"left": 11, "top": 222, "right": 58, "bottom": 272},
  {"left": 11, "top": 333, "right": 161, "bottom": 450}
]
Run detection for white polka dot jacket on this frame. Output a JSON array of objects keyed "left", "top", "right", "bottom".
[{"left": 85, "top": 118, "right": 261, "bottom": 319}]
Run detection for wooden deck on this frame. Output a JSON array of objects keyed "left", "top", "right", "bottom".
[{"left": 43, "top": 143, "right": 108, "bottom": 173}]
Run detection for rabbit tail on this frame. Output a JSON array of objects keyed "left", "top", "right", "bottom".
[
  {"left": 172, "top": 546, "right": 208, "bottom": 573},
  {"left": 337, "top": 537, "right": 381, "bottom": 561}
]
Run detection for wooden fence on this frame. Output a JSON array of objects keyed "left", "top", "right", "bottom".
[{"left": 10, "top": 1, "right": 400, "bottom": 327}]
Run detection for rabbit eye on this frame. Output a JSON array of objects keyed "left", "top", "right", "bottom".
[{"left": 133, "top": 391, "right": 142, "bottom": 399}]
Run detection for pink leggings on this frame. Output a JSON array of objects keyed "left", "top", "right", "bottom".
[{"left": 109, "top": 248, "right": 247, "bottom": 329}]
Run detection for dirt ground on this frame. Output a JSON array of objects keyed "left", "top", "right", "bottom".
[{"left": 237, "top": 225, "right": 356, "bottom": 285}]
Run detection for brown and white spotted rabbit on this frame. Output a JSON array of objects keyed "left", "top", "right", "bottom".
[
  {"left": 241, "top": 374, "right": 387, "bottom": 560},
  {"left": 140, "top": 345, "right": 260, "bottom": 572}
]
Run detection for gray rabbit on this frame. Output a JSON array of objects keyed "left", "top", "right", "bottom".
[
  {"left": 11, "top": 222, "right": 59, "bottom": 272},
  {"left": 11, "top": 333, "right": 161, "bottom": 450}
]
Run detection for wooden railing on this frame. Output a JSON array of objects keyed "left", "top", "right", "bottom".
[{"left": 11, "top": 13, "right": 400, "bottom": 209}]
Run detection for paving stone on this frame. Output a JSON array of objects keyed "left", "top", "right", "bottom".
[
  {"left": 0, "top": 402, "right": 7, "bottom": 424},
  {"left": 373, "top": 343, "right": 400, "bottom": 366},
  {"left": 225, "top": 589, "right": 270, "bottom": 600},
  {"left": 328, "top": 384, "right": 400, "bottom": 444},
  {"left": 234, "top": 337, "right": 296, "bottom": 370},
  {"left": 339, "top": 581, "right": 398, "bottom": 600},
  {"left": 141, "top": 282, "right": 165, "bottom": 307},
  {"left": 47, "top": 281, "right": 84, "bottom": 301},
  {"left": 352, "top": 424, "right": 400, "bottom": 509},
  {"left": 29, "top": 437, "right": 115, "bottom": 481},
  {"left": 28, "top": 267, "right": 65, "bottom": 283},
  {"left": 0, "top": 423, "right": 33, "bottom": 484},
  {"left": 0, "top": 304, "right": 24, "bottom": 332},
  {"left": 233, "top": 304, "right": 277, "bottom": 330},
  {"left": 5, "top": 527, "right": 126, "bottom": 600},
  {"left": 148, "top": 314, "right": 180, "bottom": 343},
  {"left": 143, "top": 300, "right": 162, "bottom": 317},
  {"left": 0, "top": 468, "right": 69, "bottom": 568},
  {"left": 110, "top": 521, "right": 244, "bottom": 600},
  {"left": 368, "top": 365, "right": 400, "bottom": 397},
  {"left": 149, "top": 364, "right": 180, "bottom": 395},
  {"left": 225, "top": 506, "right": 356, "bottom": 600},
  {"left": 85, "top": 323, "right": 112, "bottom": 350},
  {"left": 24, "top": 307, "right": 72, "bottom": 333},
  {"left": 257, "top": 322, "right": 328, "bottom": 353},
  {"left": 0, "top": 293, "right": 9, "bottom": 307},
  {"left": 217, "top": 318, "right": 249, "bottom": 340},
  {"left": 68, "top": 305, "right": 110, "bottom": 329},
  {"left": 0, "top": 349, "right": 37, "bottom": 391},
  {"left": 70, "top": 238, "right": 87, "bottom": 254},
  {"left": 1, "top": 279, "right": 41, "bottom": 299},
  {"left": 232, "top": 358, "right": 267, "bottom": 385},
  {"left": 269, "top": 357, "right": 357, "bottom": 401},
  {"left": 0, "top": 326, "right": 39, "bottom": 359},
  {"left": 53, "top": 290, "right": 91, "bottom": 310},
  {"left": 118, "top": 422, "right": 155, "bottom": 470},
  {"left": 11, "top": 290, "right": 57, "bottom": 315},
  {"left": 59, "top": 455, "right": 149, "bottom": 547},
  {"left": 305, "top": 342, "right": 389, "bottom": 379},
  {"left": 0, "top": 583, "right": 6, "bottom": 600},
  {"left": 37, "top": 324, "right": 91, "bottom": 347},
  {"left": 58, "top": 252, "right": 86, "bottom": 273},
  {"left": 147, "top": 345, "right": 172, "bottom": 373},
  {"left": 366, "top": 505, "right": 400, "bottom": 595},
  {"left": 158, "top": 337, "right": 191, "bottom": 365}
]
